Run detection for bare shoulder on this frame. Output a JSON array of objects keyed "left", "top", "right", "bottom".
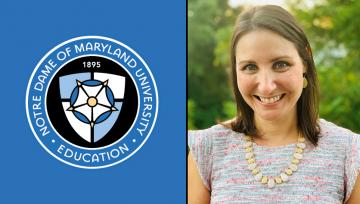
[{"left": 219, "top": 118, "right": 235, "bottom": 129}]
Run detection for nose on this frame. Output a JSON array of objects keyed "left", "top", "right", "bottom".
[{"left": 257, "top": 70, "right": 277, "bottom": 96}]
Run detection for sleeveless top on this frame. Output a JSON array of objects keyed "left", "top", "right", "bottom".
[{"left": 188, "top": 119, "right": 360, "bottom": 204}]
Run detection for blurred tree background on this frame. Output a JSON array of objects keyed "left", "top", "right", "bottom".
[{"left": 188, "top": 0, "right": 360, "bottom": 133}]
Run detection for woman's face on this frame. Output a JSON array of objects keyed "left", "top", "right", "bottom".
[{"left": 235, "top": 29, "right": 305, "bottom": 122}]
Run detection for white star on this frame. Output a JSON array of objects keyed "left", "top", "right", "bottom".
[{"left": 68, "top": 80, "right": 117, "bottom": 125}]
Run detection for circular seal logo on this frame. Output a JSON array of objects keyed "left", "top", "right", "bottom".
[{"left": 26, "top": 36, "right": 158, "bottom": 169}]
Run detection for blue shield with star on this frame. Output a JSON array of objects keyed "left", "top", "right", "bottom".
[{"left": 59, "top": 72, "right": 125, "bottom": 143}]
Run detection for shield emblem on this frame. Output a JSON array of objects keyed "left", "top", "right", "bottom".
[{"left": 59, "top": 72, "right": 125, "bottom": 143}]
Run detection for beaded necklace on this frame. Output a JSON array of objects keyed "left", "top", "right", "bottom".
[{"left": 243, "top": 135, "right": 306, "bottom": 188}]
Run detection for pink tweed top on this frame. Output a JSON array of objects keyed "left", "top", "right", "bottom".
[{"left": 188, "top": 119, "right": 360, "bottom": 203}]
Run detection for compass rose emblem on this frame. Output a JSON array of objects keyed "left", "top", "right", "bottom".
[{"left": 59, "top": 73, "right": 125, "bottom": 143}]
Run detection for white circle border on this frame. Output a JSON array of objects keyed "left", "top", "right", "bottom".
[{"left": 25, "top": 36, "right": 159, "bottom": 169}]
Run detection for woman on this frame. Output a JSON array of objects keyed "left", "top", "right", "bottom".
[{"left": 188, "top": 5, "right": 360, "bottom": 204}]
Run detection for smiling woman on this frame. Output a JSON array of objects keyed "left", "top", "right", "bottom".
[
  {"left": 235, "top": 29, "right": 305, "bottom": 128},
  {"left": 188, "top": 5, "right": 360, "bottom": 204}
]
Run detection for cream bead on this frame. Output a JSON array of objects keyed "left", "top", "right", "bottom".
[
  {"left": 245, "top": 147, "right": 253, "bottom": 152},
  {"left": 248, "top": 163, "right": 257, "bottom": 170},
  {"left": 247, "top": 158, "right": 255, "bottom": 164},
  {"left": 295, "top": 148, "right": 303, "bottom": 153},
  {"left": 289, "top": 164, "right": 298, "bottom": 171},
  {"left": 275, "top": 176, "right": 282, "bottom": 184},
  {"left": 245, "top": 152, "right": 254, "bottom": 159},
  {"left": 267, "top": 178, "right": 276, "bottom": 188},
  {"left": 280, "top": 173, "right": 289, "bottom": 182},
  {"left": 292, "top": 159, "right": 300, "bottom": 164},
  {"left": 252, "top": 167, "right": 260, "bottom": 175},
  {"left": 294, "top": 153, "right": 303, "bottom": 160},
  {"left": 297, "top": 143, "right": 306, "bottom": 149},
  {"left": 261, "top": 176, "right": 268, "bottom": 184},
  {"left": 254, "top": 172, "right": 263, "bottom": 181},
  {"left": 244, "top": 141, "right": 252, "bottom": 148},
  {"left": 285, "top": 168, "right": 293, "bottom": 175}
]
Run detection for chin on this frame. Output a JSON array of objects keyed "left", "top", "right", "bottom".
[{"left": 256, "top": 111, "right": 285, "bottom": 121}]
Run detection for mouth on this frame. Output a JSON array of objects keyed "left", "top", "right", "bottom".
[{"left": 254, "top": 94, "right": 286, "bottom": 104}]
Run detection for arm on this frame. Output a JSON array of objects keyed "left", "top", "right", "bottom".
[
  {"left": 188, "top": 153, "right": 210, "bottom": 204},
  {"left": 346, "top": 172, "right": 360, "bottom": 204}
]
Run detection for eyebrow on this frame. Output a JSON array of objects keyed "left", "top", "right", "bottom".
[
  {"left": 237, "top": 55, "right": 293, "bottom": 65},
  {"left": 270, "top": 56, "right": 292, "bottom": 62}
]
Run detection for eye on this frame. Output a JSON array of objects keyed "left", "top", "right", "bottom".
[
  {"left": 273, "top": 61, "right": 290, "bottom": 70},
  {"left": 241, "top": 64, "right": 258, "bottom": 73}
]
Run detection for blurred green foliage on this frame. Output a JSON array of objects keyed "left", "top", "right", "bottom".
[{"left": 188, "top": 0, "right": 360, "bottom": 133}]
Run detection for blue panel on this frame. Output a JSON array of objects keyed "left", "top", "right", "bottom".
[
  {"left": 94, "top": 102, "right": 122, "bottom": 142},
  {"left": 70, "top": 87, "right": 79, "bottom": 105},
  {"left": 59, "top": 73, "right": 91, "bottom": 99},
  {"left": 105, "top": 87, "right": 115, "bottom": 105},
  {"left": 83, "top": 80, "right": 101, "bottom": 86},
  {"left": 94, "top": 111, "right": 111, "bottom": 124},
  {"left": 74, "top": 111, "right": 90, "bottom": 124}
]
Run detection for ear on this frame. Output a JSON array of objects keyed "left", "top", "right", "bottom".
[
  {"left": 302, "top": 63, "right": 308, "bottom": 76},
  {"left": 301, "top": 61, "right": 308, "bottom": 74}
]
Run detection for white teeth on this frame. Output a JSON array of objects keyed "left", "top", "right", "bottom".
[{"left": 258, "top": 95, "right": 282, "bottom": 104}]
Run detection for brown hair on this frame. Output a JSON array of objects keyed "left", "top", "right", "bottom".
[{"left": 230, "top": 5, "right": 320, "bottom": 146}]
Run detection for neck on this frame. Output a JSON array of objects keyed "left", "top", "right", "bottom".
[{"left": 254, "top": 113, "right": 299, "bottom": 147}]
